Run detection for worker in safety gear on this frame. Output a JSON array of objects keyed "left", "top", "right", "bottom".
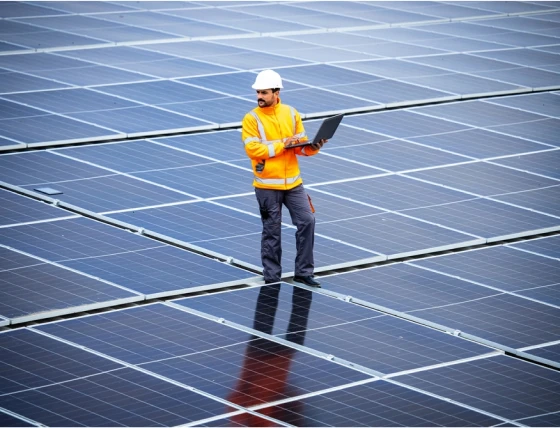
[{"left": 242, "top": 69, "right": 326, "bottom": 288}]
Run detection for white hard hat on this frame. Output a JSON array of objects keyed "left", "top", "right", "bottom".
[{"left": 252, "top": 69, "right": 283, "bottom": 90}]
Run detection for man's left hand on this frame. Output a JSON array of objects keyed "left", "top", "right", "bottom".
[{"left": 311, "top": 139, "right": 327, "bottom": 150}]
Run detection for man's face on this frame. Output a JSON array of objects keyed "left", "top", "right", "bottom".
[{"left": 256, "top": 89, "right": 277, "bottom": 107}]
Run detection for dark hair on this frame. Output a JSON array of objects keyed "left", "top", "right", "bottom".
[{"left": 272, "top": 88, "right": 280, "bottom": 93}]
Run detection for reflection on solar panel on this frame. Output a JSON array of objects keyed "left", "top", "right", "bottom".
[{"left": 2, "top": 1, "right": 560, "bottom": 425}]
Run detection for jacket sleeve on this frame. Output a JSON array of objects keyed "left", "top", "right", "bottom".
[{"left": 242, "top": 113, "right": 284, "bottom": 160}]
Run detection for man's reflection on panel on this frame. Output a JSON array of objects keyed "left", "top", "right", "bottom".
[{"left": 227, "top": 284, "right": 312, "bottom": 426}]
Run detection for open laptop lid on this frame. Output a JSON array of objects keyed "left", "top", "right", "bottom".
[{"left": 287, "top": 113, "right": 344, "bottom": 148}]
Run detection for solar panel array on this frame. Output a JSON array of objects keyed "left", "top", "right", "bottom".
[{"left": 1, "top": 1, "right": 560, "bottom": 426}]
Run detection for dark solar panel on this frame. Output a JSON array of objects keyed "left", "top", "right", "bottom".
[
  {"left": 509, "top": 235, "right": 560, "bottom": 260},
  {"left": 0, "top": 328, "right": 121, "bottom": 394},
  {"left": 398, "top": 355, "right": 560, "bottom": 421},
  {"left": 0, "top": 368, "right": 228, "bottom": 426},
  {"left": 255, "top": 380, "right": 505, "bottom": 427},
  {"left": 174, "top": 285, "right": 492, "bottom": 374},
  {"left": 0, "top": 189, "right": 72, "bottom": 226}
]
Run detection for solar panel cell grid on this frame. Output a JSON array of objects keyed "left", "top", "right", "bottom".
[{"left": 2, "top": 2, "right": 560, "bottom": 425}]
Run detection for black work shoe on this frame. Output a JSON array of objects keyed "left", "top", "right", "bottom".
[{"left": 293, "top": 275, "right": 321, "bottom": 288}]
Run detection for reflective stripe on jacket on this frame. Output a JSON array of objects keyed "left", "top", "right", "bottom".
[{"left": 242, "top": 98, "right": 319, "bottom": 190}]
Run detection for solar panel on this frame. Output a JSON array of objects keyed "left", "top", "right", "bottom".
[
  {"left": 491, "top": 150, "right": 560, "bottom": 179},
  {"left": 0, "top": 367, "right": 231, "bottom": 426},
  {"left": 405, "top": 127, "right": 552, "bottom": 158},
  {"left": 403, "top": 197, "right": 560, "bottom": 241},
  {"left": 0, "top": 328, "right": 122, "bottom": 394},
  {"left": 523, "top": 343, "right": 560, "bottom": 364},
  {"left": 253, "top": 379, "right": 506, "bottom": 427},
  {"left": 174, "top": 285, "right": 493, "bottom": 374},
  {"left": 508, "top": 235, "right": 560, "bottom": 260},
  {"left": 0, "top": 217, "right": 256, "bottom": 298},
  {"left": 0, "top": 246, "right": 141, "bottom": 323},
  {"left": 0, "top": 188, "right": 74, "bottom": 226},
  {"left": 397, "top": 355, "right": 560, "bottom": 422},
  {"left": 406, "top": 162, "right": 559, "bottom": 197}
]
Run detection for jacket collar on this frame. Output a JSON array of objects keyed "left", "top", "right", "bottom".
[{"left": 258, "top": 97, "right": 282, "bottom": 115}]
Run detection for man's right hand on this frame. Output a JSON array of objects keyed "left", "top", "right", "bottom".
[{"left": 284, "top": 137, "right": 300, "bottom": 148}]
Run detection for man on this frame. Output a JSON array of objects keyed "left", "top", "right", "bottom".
[{"left": 242, "top": 69, "right": 326, "bottom": 288}]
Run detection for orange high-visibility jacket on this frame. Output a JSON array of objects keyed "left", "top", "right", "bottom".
[{"left": 242, "top": 98, "right": 319, "bottom": 190}]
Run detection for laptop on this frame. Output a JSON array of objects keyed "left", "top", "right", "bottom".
[{"left": 287, "top": 113, "right": 344, "bottom": 148}]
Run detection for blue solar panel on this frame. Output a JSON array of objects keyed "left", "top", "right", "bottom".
[
  {"left": 4, "top": 88, "right": 140, "bottom": 114},
  {"left": 490, "top": 118, "right": 560, "bottom": 146},
  {"left": 0, "top": 217, "right": 256, "bottom": 297},
  {"left": 417, "top": 99, "right": 549, "bottom": 127},
  {"left": 143, "top": 338, "right": 369, "bottom": 408},
  {"left": 0, "top": 189, "right": 72, "bottom": 226},
  {"left": 150, "top": 130, "right": 245, "bottom": 162},
  {"left": 315, "top": 212, "right": 481, "bottom": 258},
  {"left": 0, "top": 99, "right": 49, "bottom": 120},
  {"left": 317, "top": 263, "right": 499, "bottom": 313},
  {"left": 495, "top": 185, "right": 560, "bottom": 219},
  {"left": 58, "top": 45, "right": 178, "bottom": 65},
  {"left": 0, "top": 367, "right": 229, "bottom": 426},
  {"left": 0, "top": 71, "right": 69, "bottom": 94},
  {"left": 0, "top": 411, "right": 34, "bottom": 427},
  {"left": 475, "top": 67, "right": 560, "bottom": 91},
  {"left": 339, "top": 58, "right": 449, "bottom": 79},
  {"left": 32, "top": 65, "right": 151, "bottom": 86},
  {"left": 117, "top": 56, "right": 233, "bottom": 78},
  {"left": 0, "top": 151, "right": 112, "bottom": 185},
  {"left": 403, "top": 197, "right": 560, "bottom": 241},
  {"left": 37, "top": 303, "right": 253, "bottom": 364},
  {"left": 411, "top": 246, "right": 560, "bottom": 294},
  {"left": 406, "top": 128, "right": 551, "bottom": 158},
  {"left": 132, "top": 163, "right": 252, "bottom": 199},
  {"left": 408, "top": 53, "right": 520, "bottom": 73},
  {"left": 329, "top": 78, "right": 454, "bottom": 105},
  {"left": 274, "top": 86, "right": 381, "bottom": 114},
  {"left": 162, "top": 96, "right": 255, "bottom": 125},
  {"left": 404, "top": 72, "right": 523, "bottom": 95},
  {"left": 492, "top": 150, "right": 560, "bottom": 179},
  {"left": 0, "top": 2, "right": 70, "bottom": 17},
  {"left": 509, "top": 235, "right": 560, "bottom": 260},
  {"left": 254, "top": 380, "right": 505, "bottom": 427},
  {"left": 324, "top": 139, "right": 468, "bottom": 171},
  {"left": 174, "top": 285, "right": 492, "bottom": 374},
  {"left": 412, "top": 36, "right": 507, "bottom": 52},
  {"left": 315, "top": 175, "right": 472, "bottom": 211},
  {"left": 69, "top": 105, "right": 213, "bottom": 136},
  {"left": 0, "top": 248, "right": 141, "bottom": 323},
  {"left": 95, "top": 80, "right": 225, "bottom": 105},
  {"left": 22, "top": 174, "right": 195, "bottom": 213},
  {"left": 407, "top": 162, "right": 559, "bottom": 197},
  {"left": 109, "top": 201, "right": 262, "bottom": 243},
  {"left": 179, "top": 71, "right": 264, "bottom": 97},
  {"left": 2, "top": 30, "right": 106, "bottom": 50},
  {"left": 54, "top": 140, "right": 211, "bottom": 173},
  {"left": 398, "top": 355, "right": 560, "bottom": 421},
  {"left": 1, "top": 114, "right": 122, "bottom": 146},
  {"left": 525, "top": 343, "right": 560, "bottom": 364},
  {"left": 342, "top": 110, "right": 471, "bottom": 138},
  {"left": 411, "top": 293, "right": 560, "bottom": 348},
  {"left": 0, "top": 328, "right": 122, "bottom": 394},
  {"left": 486, "top": 92, "right": 560, "bottom": 118},
  {"left": 474, "top": 47, "right": 560, "bottom": 67}
]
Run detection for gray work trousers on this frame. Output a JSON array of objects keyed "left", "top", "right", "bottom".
[{"left": 255, "top": 184, "right": 315, "bottom": 283}]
